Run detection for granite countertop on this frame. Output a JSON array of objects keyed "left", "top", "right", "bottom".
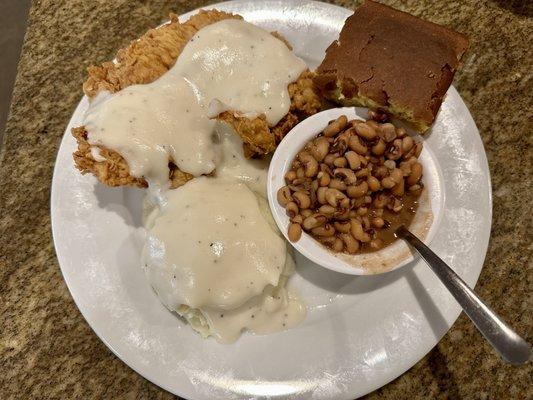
[{"left": 1, "top": 0, "right": 531, "bottom": 398}]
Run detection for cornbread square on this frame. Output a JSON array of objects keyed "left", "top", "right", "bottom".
[{"left": 314, "top": 0, "right": 469, "bottom": 132}]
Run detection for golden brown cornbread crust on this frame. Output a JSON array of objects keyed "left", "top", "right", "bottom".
[
  {"left": 314, "top": 0, "right": 469, "bottom": 133},
  {"left": 72, "top": 9, "right": 324, "bottom": 189}
]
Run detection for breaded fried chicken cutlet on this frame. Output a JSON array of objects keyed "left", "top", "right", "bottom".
[{"left": 72, "top": 10, "right": 324, "bottom": 189}]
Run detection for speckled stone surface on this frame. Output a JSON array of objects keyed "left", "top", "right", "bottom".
[{"left": 0, "top": 0, "right": 531, "bottom": 399}]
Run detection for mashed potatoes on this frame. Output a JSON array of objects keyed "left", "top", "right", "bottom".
[{"left": 142, "top": 178, "right": 305, "bottom": 343}]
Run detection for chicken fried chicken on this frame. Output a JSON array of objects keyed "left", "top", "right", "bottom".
[{"left": 72, "top": 9, "right": 324, "bottom": 188}]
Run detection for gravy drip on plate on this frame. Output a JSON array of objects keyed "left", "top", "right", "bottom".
[
  {"left": 215, "top": 123, "right": 270, "bottom": 197},
  {"left": 83, "top": 19, "right": 306, "bottom": 190},
  {"left": 201, "top": 255, "right": 306, "bottom": 343}
]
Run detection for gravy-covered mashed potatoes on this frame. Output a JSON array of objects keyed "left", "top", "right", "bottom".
[
  {"left": 82, "top": 19, "right": 307, "bottom": 342},
  {"left": 143, "top": 178, "right": 305, "bottom": 343}
]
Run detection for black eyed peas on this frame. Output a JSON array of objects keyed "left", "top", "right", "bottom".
[
  {"left": 277, "top": 112, "right": 425, "bottom": 255},
  {"left": 301, "top": 209, "right": 313, "bottom": 218},
  {"left": 329, "top": 178, "right": 347, "bottom": 191},
  {"left": 331, "top": 237, "right": 344, "bottom": 252},
  {"left": 288, "top": 222, "right": 302, "bottom": 242},
  {"left": 345, "top": 151, "right": 361, "bottom": 169},
  {"left": 298, "top": 152, "right": 319, "bottom": 178},
  {"left": 371, "top": 139, "right": 386, "bottom": 155},
  {"left": 308, "top": 136, "right": 330, "bottom": 162},
  {"left": 323, "top": 115, "right": 348, "bottom": 137},
  {"left": 407, "top": 162, "right": 423, "bottom": 186},
  {"left": 284, "top": 170, "right": 297, "bottom": 183},
  {"left": 346, "top": 181, "right": 368, "bottom": 199},
  {"left": 285, "top": 202, "right": 299, "bottom": 218},
  {"left": 302, "top": 214, "right": 327, "bottom": 230},
  {"left": 292, "top": 191, "right": 311, "bottom": 209},
  {"left": 354, "top": 123, "right": 378, "bottom": 140},
  {"left": 277, "top": 186, "right": 292, "bottom": 206}
]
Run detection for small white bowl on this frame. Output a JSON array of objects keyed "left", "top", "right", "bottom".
[{"left": 267, "top": 107, "right": 444, "bottom": 275}]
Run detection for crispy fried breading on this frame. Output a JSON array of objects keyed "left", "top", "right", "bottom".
[
  {"left": 72, "top": 127, "right": 193, "bottom": 188},
  {"left": 83, "top": 10, "right": 241, "bottom": 98},
  {"left": 72, "top": 9, "right": 324, "bottom": 188},
  {"left": 74, "top": 10, "right": 239, "bottom": 189},
  {"left": 218, "top": 70, "right": 324, "bottom": 157}
]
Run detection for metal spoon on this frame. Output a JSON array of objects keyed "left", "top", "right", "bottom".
[{"left": 396, "top": 226, "right": 531, "bottom": 365}]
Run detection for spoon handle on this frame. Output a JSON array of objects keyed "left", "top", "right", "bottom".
[{"left": 396, "top": 226, "right": 531, "bottom": 365}]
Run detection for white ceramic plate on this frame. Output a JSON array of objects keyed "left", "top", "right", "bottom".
[{"left": 51, "top": 1, "right": 492, "bottom": 399}]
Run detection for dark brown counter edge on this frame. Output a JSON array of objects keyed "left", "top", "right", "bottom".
[{"left": 0, "top": 1, "right": 531, "bottom": 399}]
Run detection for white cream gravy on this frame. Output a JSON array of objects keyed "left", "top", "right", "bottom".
[
  {"left": 215, "top": 122, "right": 270, "bottom": 197},
  {"left": 201, "top": 255, "right": 306, "bottom": 344},
  {"left": 83, "top": 19, "right": 306, "bottom": 189},
  {"left": 143, "top": 177, "right": 286, "bottom": 310},
  {"left": 178, "top": 19, "right": 306, "bottom": 125},
  {"left": 143, "top": 178, "right": 306, "bottom": 343},
  {"left": 88, "top": 18, "right": 308, "bottom": 343}
]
